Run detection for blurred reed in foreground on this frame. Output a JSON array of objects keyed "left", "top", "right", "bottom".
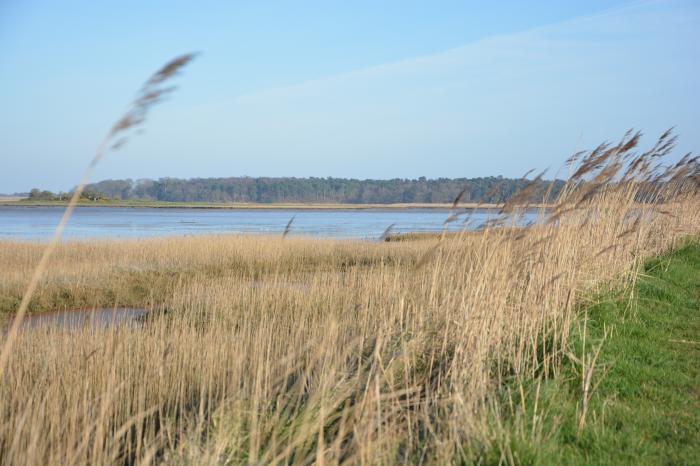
[{"left": 0, "top": 131, "right": 698, "bottom": 464}]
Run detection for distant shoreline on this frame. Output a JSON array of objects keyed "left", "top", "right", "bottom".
[{"left": 0, "top": 199, "right": 547, "bottom": 210}]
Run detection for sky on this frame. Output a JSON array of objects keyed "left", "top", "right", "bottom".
[{"left": 1, "top": 0, "right": 698, "bottom": 193}]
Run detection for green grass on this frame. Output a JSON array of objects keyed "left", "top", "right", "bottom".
[{"left": 478, "top": 240, "right": 700, "bottom": 465}]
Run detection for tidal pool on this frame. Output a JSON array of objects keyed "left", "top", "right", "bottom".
[{"left": 5, "top": 308, "right": 148, "bottom": 331}]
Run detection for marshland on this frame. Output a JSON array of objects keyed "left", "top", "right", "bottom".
[
  {"left": 3, "top": 2, "right": 700, "bottom": 465},
  {"left": 1, "top": 130, "right": 699, "bottom": 464}
]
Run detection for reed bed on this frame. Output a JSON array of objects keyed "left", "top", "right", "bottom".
[{"left": 0, "top": 133, "right": 698, "bottom": 465}]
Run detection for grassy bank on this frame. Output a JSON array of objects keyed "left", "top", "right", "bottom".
[
  {"left": 482, "top": 240, "right": 700, "bottom": 465},
  {"left": 0, "top": 198, "right": 696, "bottom": 464},
  {"left": 0, "top": 132, "right": 698, "bottom": 464}
]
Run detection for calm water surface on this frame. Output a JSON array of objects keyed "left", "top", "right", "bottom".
[
  {"left": 4, "top": 308, "right": 148, "bottom": 331},
  {"left": 0, "top": 206, "right": 540, "bottom": 240}
]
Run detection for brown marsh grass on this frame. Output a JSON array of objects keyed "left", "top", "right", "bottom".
[
  {"left": 0, "top": 53, "right": 198, "bottom": 382},
  {"left": 0, "top": 131, "right": 698, "bottom": 464}
]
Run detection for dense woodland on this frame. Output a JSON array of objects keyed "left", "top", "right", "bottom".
[
  {"left": 29, "top": 176, "right": 564, "bottom": 204},
  {"left": 86, "top": 176, "right": 562, "bottom": 204}
]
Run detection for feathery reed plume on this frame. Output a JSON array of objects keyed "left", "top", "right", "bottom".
[
  {"left": 451, "top": 187, "right": 467, "bottom": 210},
  {"left": 0, "top": 129, "right": 697, "bottom": 464},
  {"left": 379, "top": 223, "right": 396, "bottom": 242},
  {"left": 282, "top": 215, "right": 296, "bottom": 238},
  {"left": 0, "top": 53, "right": 197, "bottom": 378},
  {"left": 499, "top": 169, "right": 547, "bottom": 215},
  {"left": 440, "top": 187, "right": 470, "bottom": 239},
  {"left": 565, "top": 150, "right": 587, "bottom": 167},
  {"left": 443, "top": 189, "right": 467, "bottom": 227}
]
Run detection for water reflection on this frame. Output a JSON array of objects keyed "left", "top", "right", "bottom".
[{"left": 6, "top": 308, "right": 147, "bottom": 331}]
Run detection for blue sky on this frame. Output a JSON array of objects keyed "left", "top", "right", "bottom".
[{"left": 1, "top": 0, "right": 698, "bottom": 192}]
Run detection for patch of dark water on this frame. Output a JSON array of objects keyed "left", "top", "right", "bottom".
[{"left": 3, "top": 308, "right": 148, "bottom": 331}]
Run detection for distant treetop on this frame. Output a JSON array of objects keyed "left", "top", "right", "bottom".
[{"left": 76, "top": 176, "right": 563, "bottom": 204}]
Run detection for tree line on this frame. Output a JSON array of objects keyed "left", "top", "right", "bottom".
[
  {"left": 27, "top": 188, "right": 105, "bottom": 201},
  {"left": 33, "top": 176, "right": 563, "bottom": 204}
]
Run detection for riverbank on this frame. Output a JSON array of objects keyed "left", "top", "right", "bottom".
[
  {"left": 0, "top": 186, "right": 697, "bottom": 464},
  {"left": 478, "top": 240, "right": 700, "bottom": 465},
  {"left": 2, "top": 238, "right": 698, "bottom": 463}
]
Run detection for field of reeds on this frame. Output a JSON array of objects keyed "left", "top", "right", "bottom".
[{"left": 0, "top": 132, "right": 699, "bottom": 465}]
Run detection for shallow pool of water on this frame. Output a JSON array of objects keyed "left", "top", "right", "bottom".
[{"left": 6, "top": 308, "right": 148, "bottom": 331}]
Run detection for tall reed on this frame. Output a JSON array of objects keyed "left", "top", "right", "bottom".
[
  {"left": 0, "top": 54, "right": 197, "bottom": 379},
  {"left": 0, "top": 131, "right": 698, "bottom": 463}
]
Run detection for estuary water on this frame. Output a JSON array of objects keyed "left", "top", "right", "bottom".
[
  {"left": 6, "top": 308, "right": 148, "bottom": 331},
  {"left": 0, "top": 206, "right": 541, "bottom": 241}
]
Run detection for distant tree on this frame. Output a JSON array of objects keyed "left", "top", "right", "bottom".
[
  {"left": 28, "top": 188, "right": 57, "bottom": 200},
  {"left": 80, "top": 189, "right": 106, "bottom": 201},
  {"left": 78, "top": 176, "right": 564, "bottom": 204}
]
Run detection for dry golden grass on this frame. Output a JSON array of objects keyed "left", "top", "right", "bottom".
[
  {"left": 1, "top": 165, "right": 698, "bottom": 464},
  {"left": 1, "top": 121, "right": 699, "bottom": 465},
  {"left": 2, "top": 46, "right": 698, "bottom": 464},
  {"left": 0, "top": 53, "right": 199, "bottom": 385}
]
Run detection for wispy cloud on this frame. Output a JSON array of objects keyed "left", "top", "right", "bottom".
[
  {"left": 232, "top": 0, "right": 694, "bottom": 104},
  {"left": 151, "top": 0, "right": 696, "bottom": 180}
]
